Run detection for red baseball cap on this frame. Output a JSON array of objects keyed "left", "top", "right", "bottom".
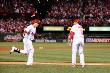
[{"left": 73, "top": 19, "right": 80, "bottom": 23}]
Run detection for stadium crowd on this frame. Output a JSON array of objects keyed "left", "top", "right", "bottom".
[
  {"left": 0, "top": 18, "right": 29, "bottom": 33},
  {"left": 0, "top": 0, "right": 35, "bottom": 17},
  {"left": 42, "top": 0, "right": 110, "bottom": 26},
  {"left": 11, "top": 0, "right": 35, "bottom": 14},
  {"left": 0, "top": 0, "right": 110, "bottom": 33}
]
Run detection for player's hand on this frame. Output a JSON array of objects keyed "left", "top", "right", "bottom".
[
  {"left": 83, "top": 29, "right": 85, "bottom": 31},
  {"left": 67, "top": 39, "right": 72, "bottom": 46}
]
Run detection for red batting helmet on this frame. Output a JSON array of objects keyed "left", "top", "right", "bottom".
[{"left": 31, "top": 19, "right": 40, "bottom": 24}]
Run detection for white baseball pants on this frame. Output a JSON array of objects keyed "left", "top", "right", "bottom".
[
  {"left": 72, "top": 37, "right": 85, "bottom": 65},
  {"left": 20, "top": 38, "right": 34, "bottom": 65}
]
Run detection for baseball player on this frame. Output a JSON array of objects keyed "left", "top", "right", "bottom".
[
  {"left": 10, "top": 19, "right": 40, "bottom": 65},
  {"left": 68, "top": 19, "right": 85, "bottom": 68}
]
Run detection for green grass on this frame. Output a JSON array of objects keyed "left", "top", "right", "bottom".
[
  {"left": 0, "top": 42, "right": 110, "bottom": 73},
  {"left": 0, "top": 65, "right": 110, "bottom": 73},
  {"left": 0, "top": 42, "right": 110, "bottom": 62}
]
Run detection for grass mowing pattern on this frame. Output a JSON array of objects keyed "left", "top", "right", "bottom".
[
  {"left": 0, "top": 42, "right": 110, "bottom": 73},
  {"left": 0, "top": 42, "right": 110, "bottom": 62},
  {"left": 0, "top": 65, "right": 110, "bottom": 73}
]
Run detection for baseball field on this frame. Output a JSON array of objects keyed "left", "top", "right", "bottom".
[{"left": 0, "top": 42, "right": 110, "bottom": 73}]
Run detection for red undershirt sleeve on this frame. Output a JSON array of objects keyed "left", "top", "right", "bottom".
[{"left": 69, "top": 31, "right": 75, "bottom": 40}]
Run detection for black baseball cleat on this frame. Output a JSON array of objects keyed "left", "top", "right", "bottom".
[
  {"left": 10, "top": 46, "right": 16, "bottom": 54},
  {"left": 10, "top": 52, "right": 12, "bottom": 54}
]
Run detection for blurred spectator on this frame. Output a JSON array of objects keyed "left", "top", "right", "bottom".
[
  {"left": 0, "top": 0, "right": 110, "bottom": 34},
  {"left": 11, "top": 0, "right": 35, "bottom": 14},
  {"left": 0, "top": 18, "right": 29, "bottom": 33},
  {"left": 42, "top": 0, "right": 110, "bottom": 26},
  {"left": 47, "top": 1, "right": 81, "bottom": 19}
]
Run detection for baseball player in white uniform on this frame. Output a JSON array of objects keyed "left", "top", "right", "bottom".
[
  {"left": 68, "top": 19, "right": 85, "bottom": 68},
  {"left": 10, "top": 19, "right": 40, "bottom": 65}
]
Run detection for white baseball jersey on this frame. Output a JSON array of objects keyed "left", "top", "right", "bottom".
[
  {"left": 70, "top": 23, "right": 84, "bottom": 39},
  {"left": 23, "top": 25, "right": 36, "bottom": 40}
]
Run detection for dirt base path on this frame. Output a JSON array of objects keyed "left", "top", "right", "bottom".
[{"left": 0, "top": 62, "right": 110, "bottom": 66}]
